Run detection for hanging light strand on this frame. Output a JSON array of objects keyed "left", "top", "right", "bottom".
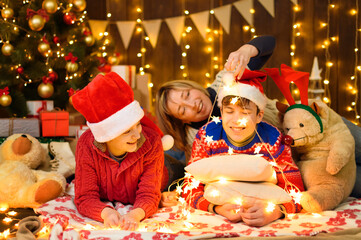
[
  {"left": 351, "top": 0, "right": 360, "bottom": 124},
  {"left": 181, "top": 0, "right": 189, "bottom": 79},
  {"left": 322, "top": 0, "right": 332, "bottom": 105}
]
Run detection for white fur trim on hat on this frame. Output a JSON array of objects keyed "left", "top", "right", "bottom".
[
  {"left": 217, "top": 83, "right": 266, "bottom": 111},
  {"left": 87, "top": 100, "right": 144, "bottom": 142}
]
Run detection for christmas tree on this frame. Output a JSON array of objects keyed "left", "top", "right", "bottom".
[{"left": 0, "top": 0, "right": 111, "bottom": 117}]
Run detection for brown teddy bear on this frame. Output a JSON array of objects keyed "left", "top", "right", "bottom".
[
  {"left": 265, "top": 65, "right": 356, "bottom": 212},
  {"left": 0, "top": 134, "right": 66, "bottom": 208}
]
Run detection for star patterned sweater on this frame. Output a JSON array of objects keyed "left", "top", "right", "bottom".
[{"left": 183, "top": 120, "right": 305, "bottom": 214}]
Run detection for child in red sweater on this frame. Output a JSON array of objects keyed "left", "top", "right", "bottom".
[{"left": 72, "top": 72, "right": 166, "bottom": 230}]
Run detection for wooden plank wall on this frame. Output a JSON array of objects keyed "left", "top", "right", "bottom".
[{"left": 86, "top": 0, "right": 361, "bottom": 123}]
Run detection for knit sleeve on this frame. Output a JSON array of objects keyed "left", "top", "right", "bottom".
[
  {"left": 246, "top": 35, "right": 276, "bottom": 70},
  {"left": 133, "top": 131, "right": 164, "bottom": 219},
  {"left": 274, "top": 144, "right": 305, "bottom": 213},
  {"left": 74, "top": 132, "right": 114, "bottom": 222},
  {"left": 182, "top": 128, "right": 211, "bottom": 212}
]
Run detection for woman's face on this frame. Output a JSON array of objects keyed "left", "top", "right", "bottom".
[
  {"left": 166, "top": 88, "right": 212, "bottom": 123},
  {"left": 106, "top": 121, "right": 142, "bottom": 156}
]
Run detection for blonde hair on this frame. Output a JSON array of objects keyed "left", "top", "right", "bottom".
[{"left": 156, "top": 80, "right": 209, "bottom": 155}]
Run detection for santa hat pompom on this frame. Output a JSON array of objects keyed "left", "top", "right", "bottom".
[
  {"left": 222, "top": 71, "right": 235, "bottom": 86},
  {"left": 161, "top": 134, "right": 175, "bottom": 151}
]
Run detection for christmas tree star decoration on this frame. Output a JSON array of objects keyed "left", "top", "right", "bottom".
[
  {"left": 266, "top": 202, "right": 276, "bottom": 212},
  {"left": 289, "top": 189, "right": 302, "bottom": 204},
  {"left": 178, "top": 197, "right": 186, "bottom": 205},
  {"left": 205, "top": 135, "right": 214, "bottom": 143},
  {"left": 230, "top": 96, "right": 239, "bottom": 105},
  {"left": 211, "top": 116, "right": 221, "bottom": 124},
  {"left": 237, "top": 118, "right": 248, "bottom": 126},
  {"left": 176, "top": 186, "right": 183, "bottom": 195},
  {"left": 228, "top": 147, "right": 234, "bottom": 154}
]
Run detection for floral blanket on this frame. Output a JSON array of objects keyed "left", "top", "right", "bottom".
[{"left": 35, "top": 184, "right": 361, "bottom": 240}]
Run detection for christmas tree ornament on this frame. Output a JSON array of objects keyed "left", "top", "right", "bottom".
[
  {"left": 53, "top": 36, "right": 60, "bottom": 44},
  {"left": 27, "top": 9, "right": 49, "bottom": 31},
  {"left": 65, "top": 52, "right": 79, "bottom": 73},
  {"left": 48, "top": 70, "right": 58, "bottom": 81},
  {"left": 68, "top": 88, "right": 78, "bottom": 106},
  {"left": 84, "top": 34, "right": 95, "bottom": 46},
  {"left": 42, "top": 0, "right": 59, "bottom": 14},
  {"left": 16, "top": 66, "right": 24, "bottom": 74},
  {"left": 66, "top": 61, "right": 79, "bottom": 73},
  {"left": 72, "top": 0, "right": 86, "bottom": 12},
  {"left": 1, "top": 7, "right": 14, "bottom": 19},
  {"left": 1, "top": 42, "right": 13, "bottom": 56},
  {"left": 38, "top": 77, "right": 54, "bottom": 98},
  {"left": 0, "top": 87, "right": 11, "bottom": 107},
  {"left": 107, "top": 54, "right": 120, "bottom": 65},
  {"left": 63, "top": 12, "right": 76, "bottom": 25},
  {"left": 38, "top": 42, "right": 51, "bottom": 57}
]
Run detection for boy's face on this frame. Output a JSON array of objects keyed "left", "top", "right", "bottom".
[
  {"left": 106, "top": 121, "right": 142, "bottom": 156},
  {"left": 221, "top": 99, "right": 263, "bottom": 143}
]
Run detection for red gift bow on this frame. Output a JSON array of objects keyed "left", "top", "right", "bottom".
[
  {"left": 42, "top": 76, "right": 54, "bottom": 84},
  {"left": 41, "top": 36, "right": 49, "bottom": 44},
  {"left": 36, "top": 100, "right": 48, "bottom": 114},
  {"left": 26, "top": 9, "right": 49, "bottom": 21},
  {"left": 0, "top": 87, "right": 9, "bottom": 95},
  {"left": 64, "top": 52, "right": 78, "bottom": 63},
  {"left": 83, "top": 30, "right": 92, "bottom": 36}
]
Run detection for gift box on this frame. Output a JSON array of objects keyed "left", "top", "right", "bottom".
[
  {"left": 111, "top": 65, "right": 136, "bottom": 88},
  {"left": 69, "top": 124, "right": 89, "bottom": 137},
  {"left": 77, "top": 125, "right": 89, "bottom": 139},
  {"left": 69, "top": 112, "right": 86, "bottom": 125},
  {"left": 0, "top": 118, "right": 40, "bottom": 137},
  {"left": 27, "top": 100, "right": 54, "bottom": 117},
  {"left": 40, "top": 110, "right": 69, "bottom": 137}
]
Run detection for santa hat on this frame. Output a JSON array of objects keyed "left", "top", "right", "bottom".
[
  {"left": 72, "top": 72, "right": 144, "bottom": 142},
  {"left": 217, "top": 69, "right": 267, "bottom": 110}
]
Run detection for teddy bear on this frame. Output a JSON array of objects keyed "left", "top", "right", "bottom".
[
  {"left": 265, "top": 64, "right": 356, "bottom": 212},
  {"left": 0, "top": 134, "right": 66, "bottom": 208}
]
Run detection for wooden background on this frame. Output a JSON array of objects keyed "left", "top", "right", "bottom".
[{"left": 86, "top": 0, "right": 361, "bottom": 123}]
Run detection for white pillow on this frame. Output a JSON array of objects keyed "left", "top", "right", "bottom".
[
  {"left": 204, "top": 181, "right": 292, "bottom": 205},
  {"left": 185, "top": 154, "right": 277, "bottom": 183}
]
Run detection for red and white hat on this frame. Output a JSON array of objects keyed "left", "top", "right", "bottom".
[
  {"left": 72, "top": 72, "right": 144, "bottom": 142},
  {"left": 217, "top": 69, "right": 267, "bottom": 111}
]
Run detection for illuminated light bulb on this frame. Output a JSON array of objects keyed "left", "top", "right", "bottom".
[
  {"left": 357, "top": 66, "right": 361, "bottom": 71},
  {"left": 312, "top": 213, "right": 322, "bottom": 218},
  {"left": 293, "top": 89, "right": 300, "bottom": 95},
  {"left": 206, "top": 28, "right": 211, "bottom": 33},
  {"left": 234, "top": 198, "right": 243, "bottom": 206},
  {"left": 228, "top": 147, "right": 234, "bottom": 154},
  {"left": 269, "top": 161, "right": 277, "bottom": 167},
  {"left": 292, "top": 60, "right": 298, "bottom": 66},
  {"left": 205, "top": 72, "right": 210, "bottom": 78},
  {"left": 207, "top": 46, "right": 213, "bottom": 52},
  {"left": 213, "top": 30, "right": 219, "bottom": 34},
  {"left": 83, "top": 224, "right": 96, "bottom": 230},
  {"left": 185, "top": 44, "right": 190, "bottom": 49},
  {"left": 290, "top": 52, "right": 295, "bottom": 56},
  {"left": 210, "top": 189, "right": 220, "bottom": 197},
  {"left": 206, "top": 83, "right": 211, "bottom": 87},
  {"left": 214, "top": 64, "right": 219, "bottom": 69},
  {"left": 3, "top": 217, "right": 12, "bottom": 223},
  {"left": 250, "top": 8, "right": 255, "bottom": 14},
  {"left": 182, "top": 73, "right": 188, "bottom": 78},
  {"left": 294, "top": 5, "right": 300, "bottom": 11},
  {"left": 296, "top": 32, "right": 301, "bottom": 36},
  {"left": 140, "top": 71, "right": 145, "bottom": 75},
  {"left": 145, "top": 64, "right": 150, "bottom": 68},
  {"left": 331, "top": 36, "right": 337, "bottom": 41},
  {"left": 213, "top": 56, "right": 218, "bottom": 61},
  {"left": 139, "top": 67, "right": 144, "bottom": 71},
  {"left": 148, "top": 83, "right": 153, "bottom": 88},
  {"left": 99, "top": 32, "right": 103, "bottom": 37},
  {"left": 324, "top": 40, "right": 330, "bottom": 46},
  {"left": 137, "top": 53, "right": 142, "bottom": 57},
  {"left": 357, "top": 115, "right": 360, "bottom": 119},
  {"left": 293, "top": 24, "right": 298, "bottom": 29},
  {"left": 178, "top": 197, "right": 186, "bottom": 204},
  {"left": 330, "top": 4, "right": 335, "bottom": 8},
  {"left": 289, "top": 190, "right": 302, "bottom": 204},
  {"left": 184, "top": 10, "right": 189, "bottom": 15},
  {"left": 8, "top": 211, "right": 17, "bottom": 216},
  {"left": 352, "top": 102, "right": 356, "bottom": 106},
  {"left": 210, "top": 10, "right": 214, "bottom": 14},
  {"left": 218, "top": 177, "right": 228, "bottom": 184},
  {"left": 136, "top": 27, "right": 142, "bottom": 32},
  {"left": 191, "top": 179, "right": 200, "bottom": 189},
  {"left": 230, "top": 97, "right": 239, "bottom": 105},
  {"left": 321, "top": 44, "right": 326, "bottom": 49},
  {"left": 327, "top": 62, "right": 333, "bottom": 67},
  {"left": 107, "top": 13, "right": 111, "bottom": 18},
  {"left": 323, "top": 97, "right": 330, "bottom": 103},
  {"left": 266, "top": 202, "right": 276, "bottom": 212},
  {"left": 184, "top": 172, "right": 192, "bottom": 178},
  {"left": 187, "top": 26, "right": 192, "bottom": 31},
  {"left": 208, "top": 37, "right": 213, "bottom": 42},
  {"left": 291, "top": 44, "right": 296, "bottom": 50},
  {"left": 324, "top": 79, "right": 329, "bottom": 84},
  {"left": 355, "top": 48, "right": 358, "bottom": 52},
  {"left": 144, "top": 36, "right": 149, "bottom": 41},
  {"left": 0, "top": 204, "right": 9, "bottom": 212},
  {"left": 184, "top": 221, "right": 193, "bottom": 229},
  {"left": 347, "top": 106, "right": 353, "bottom": 111},
  {"left": 2, "top": 229, "right": 10, "bottom": 239},
  {"left": 141, "top": 48, "right": 146, "bottom": 53},
  {"left": 351, "top": 76, "right": 355, "bottom": 80},
  {"left": 176, "top": 185, "right": 183, "bottom": 194},
  {"left": 137, "top": 8, "right": 142, "bottom": 12},
  {"left": 350, "top": 9, "right": 357, "bottom": 15},
  {"left": 136, "top": 18, "right": 141, "bottom": 23},
  {"left": 352, "top": 89, "right": 358, "bottom": 94},
  {"left": 104, "top": 32, "right": 109, "bottom": 36},
  {"left": 243, "top": 25, "right": 250, "bottom": 31},
  {"left": 180, "top": 65, "right": 185, "bottom": 70},
  {"left": 250, "top": 28, "right": 255, "bottom": 33},
  {"left": 182, "top": 33, "right": 186, "bottom": 37}
]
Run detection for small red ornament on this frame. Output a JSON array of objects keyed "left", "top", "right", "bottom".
[
  {"left": 63, "top": 12, "right": 76, "bottom": 25},
  {"left": 48, "top": 71, "right": 58, "bottom": 81},
  {"left": 16, "top": 66, "right": 24, "bottom": 74},
  {"left": 53, "top": 36, "right": 60, "bottom": 44},
  {"left": 282, "top": 135, "right": 294, "bottom": 146}
]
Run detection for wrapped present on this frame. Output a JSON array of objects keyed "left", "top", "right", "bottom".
[
  {"left": 0, "top": 118, "right": 40, "bottom": 137},
  {"left": 77, "top": 125, "right": 89, "bottom": 139},
  {"left": 135, "top": 73, "right": 152, "bottom": 112},
  {"left": 69, "top": 112, "right": 86, "bottom": 125},
  {"left": 40, "top": 110, "right": 69, "bottom": 137},
  {"left": 27, "top": 100, "right": 54, "bottom": 117},
  {"left": 69, "top": 124, "right": 88, "bottom": 137},
  {"left": 111, "top": 65, "right": 136, "bottom": 88}
]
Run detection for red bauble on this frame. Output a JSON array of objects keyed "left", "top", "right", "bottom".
[
  {"left": 48, "top": 71, "right": 58, "bottom": 81},
  {"left": 63, "top": 12, "right": 76, "bottom": 25},
  {"left": 16, "top": 66, "right": 24, "bottom": 74},
  {"left": 53, "top": 36, "right": 60, "bottom": 44},
  {"left": 282, "top": 135, "right": 294, "bottom": 146}
]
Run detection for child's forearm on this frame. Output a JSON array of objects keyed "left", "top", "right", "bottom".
[{"left": 128, "top": 207, "right": 146, "bottom": 221}]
